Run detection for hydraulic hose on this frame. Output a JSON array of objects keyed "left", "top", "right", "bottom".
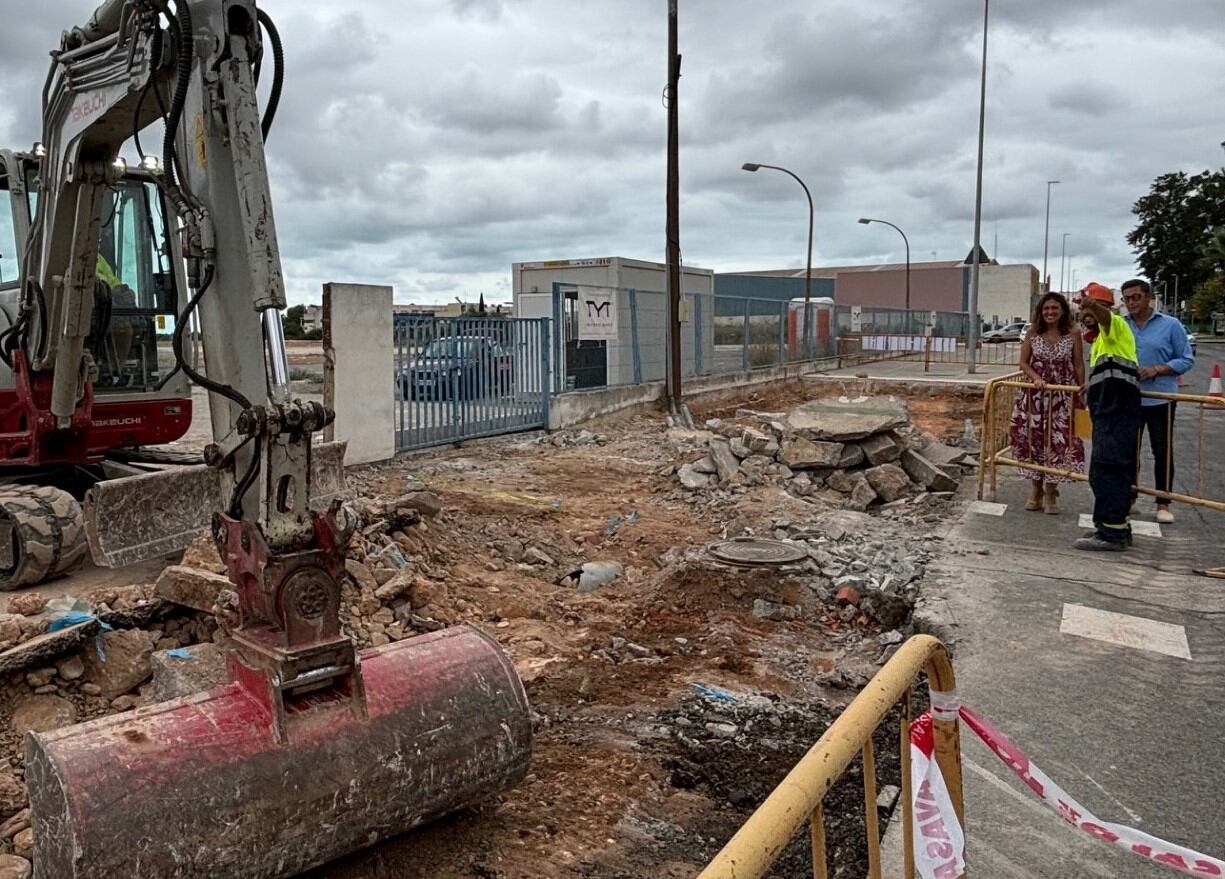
[{"left": 256, "top": 8, "right": 283, "bottom": 141}]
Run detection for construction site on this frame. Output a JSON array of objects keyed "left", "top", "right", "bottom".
[{"left": 1, "top": 2, "right": 1224, "bottom": 878}]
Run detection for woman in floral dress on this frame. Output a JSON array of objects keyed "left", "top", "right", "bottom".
[{"left": 1009, "top": 292, "right": 1085, "bottom": 514}]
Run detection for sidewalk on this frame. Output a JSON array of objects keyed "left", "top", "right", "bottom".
[{"left": 883, "top": 468, "right": 1225, "bottom": 876}]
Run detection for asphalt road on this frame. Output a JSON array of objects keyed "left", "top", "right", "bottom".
[{"left": 895, "top": 350, "right": 1225, "bottom": 876}]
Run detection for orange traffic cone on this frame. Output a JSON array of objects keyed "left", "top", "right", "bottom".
[{"left": 1210, "top": 363, "right": 1223, "bottom": 398}]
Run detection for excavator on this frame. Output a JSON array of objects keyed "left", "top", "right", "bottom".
[{"left": 4, "top": 2, "right": 532, "bottom": 876}]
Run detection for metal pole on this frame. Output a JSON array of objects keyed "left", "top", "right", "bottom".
[
  {"left": 967, "top": 0, "right": 989, "bottom": 374},
  {"left": 1042, "top": 180, "right": 1058, "bottom": 293},
  {"left": 743, "top": 163, "right": 814, "bottom": 359},
  {"left": 1059, "top": 232, "right": 1069, "bottom": 293},
  {"left": 665, "top": 0, "right": 682, "bottom": 407}
]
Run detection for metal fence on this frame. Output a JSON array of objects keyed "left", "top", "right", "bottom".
[
  {"left": 392, "top": 315, "right": 550, "bottom": 451},
  {"left": 543, "top": 284, "right": 840, "bottom": 392}
]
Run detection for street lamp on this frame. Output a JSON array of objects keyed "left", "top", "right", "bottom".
[
  {"left": 857, "top": 217, "right": 910, "bottom": 312},
  {"left": 968, "top": 0, "right": 990, "bottom": 374},
  {"left": 742, "top": 162, "right": 814, "bottom": 358},
  {"left": 1042, "top": 180, "right": 1059, "bottom": 293},
  {"left": 1059, "top": 232, "right": 1070, "bottom": 293}
]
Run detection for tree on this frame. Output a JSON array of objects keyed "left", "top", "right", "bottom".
[
  {"left": 1128, "top": 168, "right": 1225, "bottom": 291},
  {"left": 478, "top": 292, "right": 487, "bottom": 316},
  {"left": 1188, "top": 276, "right": 1224, "bottom": 321},
  {"left": 1200, "top": 227, "right": 1225, "bottom": 274},
  {"left": 283, "top": 304, "right": 306, "bottom": 339}
]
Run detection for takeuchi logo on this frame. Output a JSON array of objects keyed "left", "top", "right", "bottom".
[{"left": 71, "top": 92, "right": 108, "bottom": 123}]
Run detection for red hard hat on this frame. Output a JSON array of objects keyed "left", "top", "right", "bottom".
[{"left": 1080, "top": 282, "right": 1114, "bottom": 305}]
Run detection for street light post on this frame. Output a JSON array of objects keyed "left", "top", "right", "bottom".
[
  {"left": 858, "top": 217, "right": 910, "bottom": 312},
  {"left": 1042, "top": 180, "right": 1059, "bottom": 293},
  {"left": 743, "top": 162, "right": 814, "bottom": 359},
  {"left": 1059, "top": 232, "right": 1070, "bottom": 293},
  {"left": 968, "top": 0, "right": 990, "bottom": 374}
]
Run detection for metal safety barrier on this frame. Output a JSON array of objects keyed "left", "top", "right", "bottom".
[
  {"left": 977, "top": 374, "right": 1225, "bottom": 511},
  {"left": 696, "top": 635, "right": 963, "bottom": 879}
]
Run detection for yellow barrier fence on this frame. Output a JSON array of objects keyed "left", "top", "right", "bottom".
[
  {"left": 696, "top": 635, "right": 963, "bottom": 879},
  {"left": 977, "top": 375, "right": 1225, "bottom": 512}
]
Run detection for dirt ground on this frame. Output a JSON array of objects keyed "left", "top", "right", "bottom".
[
  {"left": 0, "top": 379, "right": 977, "bottom": 877},
  {"left": 301, "top": 381, "right": 974, "bottom": 879}
]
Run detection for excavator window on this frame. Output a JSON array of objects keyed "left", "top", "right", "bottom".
[
  {"left": 93, "top": 177, "right": 179, "bottom": 394},
  {"left": 0, "top": 172, "right": 17, "bottom": 291}
]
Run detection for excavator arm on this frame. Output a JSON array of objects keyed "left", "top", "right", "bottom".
[{"left": 16, "top": 4, "right": 534, "bottom": 877}]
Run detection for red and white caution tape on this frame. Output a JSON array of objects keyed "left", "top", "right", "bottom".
[
  {"left": 908, "top": 702, "right": 1225, "bottom": 878},
  {"left": 910, "top": 711, "right": 966, "bottom": 879}
]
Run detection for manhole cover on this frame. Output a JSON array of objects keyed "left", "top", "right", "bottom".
[{"left": 707, "top": 538, "right": 807, "bottom": 567}]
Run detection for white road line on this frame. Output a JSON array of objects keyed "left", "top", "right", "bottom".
[
  {"left": 969, "top": 500, "right": 1008, "bottom": 516},
  {"left": 1077, "top": 513, "right": 1162, "bottom": 537},
  {"left": 1059, "top": 603, "right": 1192, "bottom": 660}
]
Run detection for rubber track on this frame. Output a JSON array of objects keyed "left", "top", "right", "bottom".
[{"left": 0, "top": 486, "right": 88, "bottom": 590}]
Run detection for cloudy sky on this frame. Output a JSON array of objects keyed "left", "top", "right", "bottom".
[{"left": 3, "top": 1, "right": 1223, "bottom": 306}]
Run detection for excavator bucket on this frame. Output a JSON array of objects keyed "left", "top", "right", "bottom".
[
  {"left": 26, "top": 624, "right": 533, "bottom": 879},
  {"left": 82, "top": 441, "right": 349, "bottom": 568}
]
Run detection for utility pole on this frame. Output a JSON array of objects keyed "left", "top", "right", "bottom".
[
  {"left": 1042, "top": 180, "right": 1059, "bottom": 293},
  {"left": 665, "top": 0, "right": 682, "bottom": 410},
  {"left": 967, "top": 0, "right": 989, "bottom": 374}
]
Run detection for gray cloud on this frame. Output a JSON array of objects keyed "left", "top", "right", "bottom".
[{"left": 1, "top": 0, "right": 1223, "bottom": 306}]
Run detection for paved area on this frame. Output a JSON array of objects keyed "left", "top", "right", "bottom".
[
  {"left": 815, "top": 355, "right": 1018, "bottom": 383},
  {"left": 886, "top": 356, "right": 1225, "bottom": 876}
]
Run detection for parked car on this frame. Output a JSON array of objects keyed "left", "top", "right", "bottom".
[
  {"left": 1182, "top": 325, "right": 1197, "bottom": 355},
  {"left": 397, "top": 335, "right": 514, "bottom": 401},
  {"left": 981, "top": 321, "right": 1029, "bottom": 343}
]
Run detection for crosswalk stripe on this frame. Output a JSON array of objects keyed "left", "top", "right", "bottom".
[
  {"left": 1077, "top": 513, "right": 1162, "bottom": 538},
  {"left": 1059, "top": 603, "right": 1191, "bottom": 660}
]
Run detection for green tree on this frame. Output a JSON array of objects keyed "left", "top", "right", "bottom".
[
  {"left": 1189, "top": 276, "right": 1225, "bottom": 321},
  {"left": 1201, "top": 227, "right": 1225, "bottom": 274},
  {"left": 1128, "top": 169, "right": 1225, "bottom": 290},
  {"left": 282, "top": 304, "right": 306, "bottom": 340}
]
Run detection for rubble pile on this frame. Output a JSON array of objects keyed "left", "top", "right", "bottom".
[{"left": 672, "top": 396, "right": 976, "bottom": 513}]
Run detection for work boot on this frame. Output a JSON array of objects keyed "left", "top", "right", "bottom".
[
  {"left": 1025, "top": 482, "right": 1042, "bottom": 512},
  {"left": 1075, "top": 535, "right": 1127, "bottom": 552},
  {"left": 1043, "top": 485, "right": 1060, "bottom": 515},
  {"left": 1081, "top": 529, "right": 1133, "bottom": 547}
]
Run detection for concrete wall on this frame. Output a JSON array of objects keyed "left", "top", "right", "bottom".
[{"left": 323, "top": 283, "right": 394, "bottom": 464}]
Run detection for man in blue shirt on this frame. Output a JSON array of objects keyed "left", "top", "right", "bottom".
[{"left": 1122, "top": 278, "right": 1194, "bottom": 523}]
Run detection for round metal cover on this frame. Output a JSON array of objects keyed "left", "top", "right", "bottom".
[{"left": 707, "top": 537, "right": 807, "bottom": 567}]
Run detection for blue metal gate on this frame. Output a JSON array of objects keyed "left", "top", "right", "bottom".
[{"left": 393, "top": 315, "right": 551, "bottom": 451}]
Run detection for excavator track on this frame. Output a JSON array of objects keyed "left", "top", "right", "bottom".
[{"left": 0, "top": 486, "right": 89, "bottom": 591}]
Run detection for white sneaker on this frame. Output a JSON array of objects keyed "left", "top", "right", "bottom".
[
  {"left": 1129, "top": 503, "right": 1138, "bottom": 516},
  {"left": 1156, "top": 508, "right": 1174, "bottom": 524}
]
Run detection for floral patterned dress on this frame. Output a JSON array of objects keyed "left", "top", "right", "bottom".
[{"left": 1008, "top": 333, "right": 1085, "bottom": 482}]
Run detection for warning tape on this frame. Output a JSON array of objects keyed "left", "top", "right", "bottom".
[{"left": 910, "top": 705, "right": 1225, "bottom": 879}]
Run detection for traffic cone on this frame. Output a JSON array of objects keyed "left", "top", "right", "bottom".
[{"left": 1210, "top": 363, "right": 1223, "bottom": 398}]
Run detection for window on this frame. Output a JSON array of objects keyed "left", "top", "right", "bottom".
[{"left": 0, "top": 174, "right": 18, "bottom": 290}]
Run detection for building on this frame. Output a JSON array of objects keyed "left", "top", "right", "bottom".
[
  {"left": 512, "top": 256, "right": 715, "bottom": 389},
  {"left": 723, "top": 254, "right": 1037, "bottom": 328},
  {"left": 301, "top": 304, "right": 324, "bottom": 333}
]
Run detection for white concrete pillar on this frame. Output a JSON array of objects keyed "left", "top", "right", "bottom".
[{"left": 323, "top": 283, "right": 394, "bottom": 464}]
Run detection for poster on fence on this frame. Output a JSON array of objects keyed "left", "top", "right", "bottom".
[{"left": 577, "top": 286, "right": 618, "bottom": 341}]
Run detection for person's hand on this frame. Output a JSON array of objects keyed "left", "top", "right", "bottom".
[
  {"left": 1032, "top": 377, "right": 1045, "bottom": 390},
  {"left": 1138, "top": 365, "right": 1159, "bottom": 380}
]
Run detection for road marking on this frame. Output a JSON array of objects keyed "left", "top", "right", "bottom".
[
  {"left": 1059, "top": 603, "right": 1191, "bottom": 660},
  {"left": 969, "top": 501, "right": 1007, "bottom": 516},
  {"left": 1077, "top": 513, "right": 1161, "bottom": 537}
]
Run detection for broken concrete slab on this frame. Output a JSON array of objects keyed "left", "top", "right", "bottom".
[
  {"left": 691, "top": 456, "right": 718, "bottom": 475},
  {"left": 859, "top": 432, "right": 902, "bottom": 465},
  {"left": 784, "top": 397, "right": 909, "bottom": 442},
  {"left": 708, "top": 437, "right": 741, "bottom": 483},
  {"left": 82, "top": 628, "right": 156, "bottom": 698},
  {"left": 678, "top": 463, "right": 713, "bottom": 490},
  {"left": 900, "top": 449, "right": 959, "bottom": 493},
  {"left": 779, "top": 437, "right": 844, "bottom": 470},
  {"left": 144, "top": 643, "right": 229, "bottom": 703},
  {"left": 864, "top": 463, "right": 914, "bottom": 503},
  {"left": 156, "top": 565, "right": 232, "bottom": 613},
  {"left": 11, "top": 695, "right": 77, "bottom": 736},
  {"left": 751, "top": 598, "right": 801, "bottom": 621},
  {"left": 838, "top": 444, "right": 865, "bottom": 469},
  {"left": 0, "top": 622, "right": 98, "bottom": 676},
  {"left": 916, "top": 439, "right": 968, "bottom": 467},
  {"left": 850, "top": 479, "right": 879, "bottom": 512}
]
